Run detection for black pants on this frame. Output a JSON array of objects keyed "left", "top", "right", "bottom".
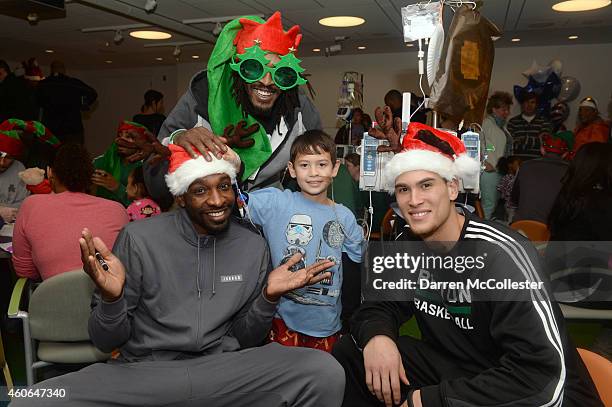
[{"left": 332, "top": 335, "right": 476, "bottom": 407}]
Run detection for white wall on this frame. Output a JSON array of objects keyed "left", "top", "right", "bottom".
[
  {"left": 176, "top": 43, "right": 612, "bottom": 134},
  {"left": 74, "top": 65, "right": 178, "bottom": 156},
  {"left": 490, "top": 43, "right": 612, "bottom": 128},
  {"left": 176, "top": 53, "right": 424, "bottom": 134},
  {"left": 69, "top": 41, "right": 611, "bottom": 157}
]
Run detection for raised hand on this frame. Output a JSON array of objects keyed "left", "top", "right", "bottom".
[
  {"left": 363, "top": 335, "right": 410, "bottom": 407},
  {"left": 0, "top": 206, "right": 17, "bottom": 223},
  {"left": 91, "top": 169, "right": 119, "bottom": 192},
  {"left": 174, "top": 127, "right": 228, "bottom": 161},
  {"left": 117, "top": 129, "right": 170, "bottom": 164},
  {"left": 265, "top": 253, "right": 334, "bottom": 302},
  {"left": 369, "top": 106, "right": 403, "bottom": 153},
  {"left": 223, "top": 120, "right": 259, "bottom": 149},
  {"left": 79, "top": 228, "right": 125, "bottom": 302}
]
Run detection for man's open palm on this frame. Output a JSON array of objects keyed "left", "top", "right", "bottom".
[
  {"left": 79, "top": 228, "right": 125, "bottom": 302},
  {"left": 266, "top": 254, "right": 334, "bottom": 300}
]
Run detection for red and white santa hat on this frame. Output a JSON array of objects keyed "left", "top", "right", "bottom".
[
  {"left": 384, "top": 122, "right": 481, "bottom": 192},
  {"left": 165, "top": 144, "right": 239, "bottom": 196}
]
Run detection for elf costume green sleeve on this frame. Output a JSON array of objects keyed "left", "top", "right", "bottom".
[{"left": 93, "top": 121, "right": 145, "bottom": 206}]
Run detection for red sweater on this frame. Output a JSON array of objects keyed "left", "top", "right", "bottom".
[{"left": 13, "top": 191, "right": 129, "bottom": 280}]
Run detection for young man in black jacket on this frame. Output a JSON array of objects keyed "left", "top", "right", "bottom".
[{"left": 332, "top": 123, "right": 602, "bottom": 407}]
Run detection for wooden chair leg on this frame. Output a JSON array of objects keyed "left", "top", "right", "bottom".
[
  {"left": 0, "top": 331, "right": 14, "bottom": 394},
  {"left": 474, "top": 199, "right": 485, "bottom": 219},
  {"left": 3, "top": 363, "right": 13, "bottom": 392}
]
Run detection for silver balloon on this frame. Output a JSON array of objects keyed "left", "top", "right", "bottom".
[{"left": 557, "top": 76, "right": 581, "bottom": 103}]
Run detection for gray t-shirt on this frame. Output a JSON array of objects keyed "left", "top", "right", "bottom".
[{"left": 0, "top": 160, "right": 30, "bottom": 208}]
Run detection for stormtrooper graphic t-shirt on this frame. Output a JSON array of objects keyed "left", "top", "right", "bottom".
[{"left": 247, "top": 188, "right": 363, "bottom": 337}]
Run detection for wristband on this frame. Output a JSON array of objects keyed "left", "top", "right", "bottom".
[{"left": 169, "top": 129, "right": 187, "bottom": 143}]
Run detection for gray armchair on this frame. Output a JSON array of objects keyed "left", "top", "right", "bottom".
[{"left": 7, "top": 269, "right": 110, "bottom": 386}]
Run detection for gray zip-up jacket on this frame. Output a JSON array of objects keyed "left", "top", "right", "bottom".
[
  {"left": 144, "top": 71, "right": 322, "bottom": 209},
  {"left": 88, "top": 209, "right": 276, "bottom": 362}
]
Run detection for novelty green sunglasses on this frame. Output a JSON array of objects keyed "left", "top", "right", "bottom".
[{"left": 230, "top": 44, "right": 307, "bottom": 91}]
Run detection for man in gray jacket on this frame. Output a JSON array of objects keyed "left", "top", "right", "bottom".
[
  {"left": 13, "top": 145, "right": 344, "bottom": 406},
  {"left": 145, "top": 12, "right": 322, "bottom": 210}
]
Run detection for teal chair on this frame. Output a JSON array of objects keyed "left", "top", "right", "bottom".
[{"left": 8, "top": 270, "right": 110, "bottom": 385}]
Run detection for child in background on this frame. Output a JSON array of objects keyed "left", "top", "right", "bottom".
[
  {"left": 126, "top": 166, "right": 161, "bottom": 221},
  {"left": 497, "top": 156, "right": 522, "bottom": 223},
  {"left": 241, "top": 130, "right": 363, "bottom": 353}
]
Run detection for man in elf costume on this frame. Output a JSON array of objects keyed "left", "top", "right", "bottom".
[
  {"left": 93, "top": 120, "right": 159, "bottom": 206},
  {"left": 146, "top": 12, "right": 321, "bottom": 208}
]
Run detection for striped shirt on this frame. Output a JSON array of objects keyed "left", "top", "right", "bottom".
[{"left": 507, "top": 114, "right": 553, "bottom": 158}]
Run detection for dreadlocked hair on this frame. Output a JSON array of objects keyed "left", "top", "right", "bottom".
[
  {"left": 415, "top": 130, "right": 456, "bottom": 157},
  {"left": 231, "top": 71, "right": 300, "bottom": 124}
]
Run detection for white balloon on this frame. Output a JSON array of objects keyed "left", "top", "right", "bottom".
[
  {"left": 549, "top": 59, "right": 563, "bottom": 77},
  {"left": 522, "top": 60, "right": 552, "bottom": 83}
]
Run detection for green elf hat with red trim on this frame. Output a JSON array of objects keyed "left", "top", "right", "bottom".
[
  {"left": 117, "top": 120, "right": 149, "bottom": 137},
  {"left": 0, "top": 119, "right": 60, "bottom": 157},
  {"left": 233, "top": 11, "right": 302, "bottom": 56}
]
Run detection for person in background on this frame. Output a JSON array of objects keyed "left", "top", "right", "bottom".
[
  {"left": 12, "top": 143, "right": 128, "bottom": 281},
  {"left": 132, "top": 89, "right": 166, "bottom": 137},
  {"left": 92, "top": 121, "right": 149, "bottom": 206},
  {"left": 0, "top": 125, "right": 30, "bottom": 222},
  {"left": 507, "top": 90, "right": 553, "bottom": 159},
  {"left": 384, "top": 90, "right": 427, "bottom": 124},
  {"left": 550, "top": 101, "right": 570, "bottom": 133},
  {"left": 335, "top": 108, "right": 365, "bottom": 146},
  {"left": 546, "top": 142, "right": 612, "bottom": 360},
  {"left": 0, "top": 60, "right": 36, "bottom": 123},
  {"left": 37, "top": 60, "right": 97, "bottom": 144},
  {"left": 479, "top": 91, "right": 512, "bottom": 219},
  {"left": 125, "top": 166, "right": 161, "bottom": 222},
  {"left": 548, "top": 141, "right": 612, "bottom": 244},
  {"left": 496, "top": 155, "right": 521, "bottom": 223},
  {"left": 512, "top": 133, "right": 569, "bottom": 224},
  {"left": 572, "top": 97, "right": 610, "bottom": 157}
]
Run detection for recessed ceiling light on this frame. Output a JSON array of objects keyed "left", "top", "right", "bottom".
[
  {"left": 155, "top": 57, "right": 163, "bottom": 61},
  {"left": 511, "top": 38, "right": 521, "bottom": 42},
  {"left": 568, "top": 35, "right": 579, "bottom": 39},
  {"left": 357, "top": 46, "right": 367, "bottom": 50},
  {"left": 130, "top": 30, "right": 172, "bottom": 40},
  {"left": 312, "top": 48, "right": 321, "bottom": 52},
  {"left": 553, "top": 0, "right": 611, "bottom": 12},
  {"left": 45, "top": 49, "right": 54, "bottom": 53},
  {"left": 105, "top": 60, "right": 113, "bottom": 64},
  {"left": 319, "top": 16, "right": 365, "bottom": 27},
  {"left": 192, "top": 55, "right": 200, "bottom": 59},
  {"left": 405, "top": 43, "right": 414, "bottom": 47}
]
